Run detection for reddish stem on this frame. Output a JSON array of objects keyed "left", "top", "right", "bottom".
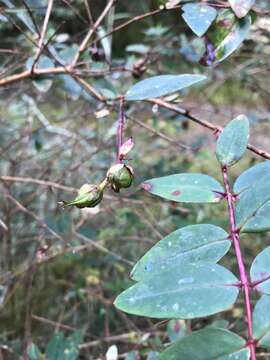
[
  {"left": 117, "top": 96, "right": 125, "bottom": 163},
  {"left": 222, "top": 166, "right": 256, "bottom": 360}
]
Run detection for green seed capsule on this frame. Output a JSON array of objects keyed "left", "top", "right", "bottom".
[
  {"left": 60, "top": 181, "right": 107, "bottom": 209},
  {"left": 107, "top": 164, "right": 133, "bottom": 192}
]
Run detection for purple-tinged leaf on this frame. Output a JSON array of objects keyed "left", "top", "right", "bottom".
[
  {"left": 119, "top": 137, "right": 134, "bottom": 157},
  {"left": 229, "top": 0, "right": 255, "bottom": 18},
  {"left": 214, "top": 16, "right": 251, "bottom": 63}
]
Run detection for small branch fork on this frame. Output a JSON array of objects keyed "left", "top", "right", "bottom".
[{"left": 222, "top": 166, "right": 256, "bottom": 360}]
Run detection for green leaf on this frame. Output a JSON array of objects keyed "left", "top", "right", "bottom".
[
  {"left": 253, "top": 295, "right": 270, "bottom": 347},
  {"left": 131, "top": 224, "right": 230, "bottom": 281},
  {"left": 27, "top": 343, "right": 42, "bottom": 360},
  {"left": 141, "top": 173, "right": 224, "bottom": 203},
  {"left": 158, "top": 328, "right": 249, "bottom": 360},
  {"left": 45, "top": 331, "right": 82, "bottom": 360},
  {"left": 64, "top": 331, "right": 82, "bottom": 360},
  {"left": 2, "top": 0, "right": 36, "bottom": 33},
  {"left": 125, "top": 351, "right": 140, "bottom": 360},
  {"left": 25, "top": 56, "right": 54, "bottom": 93},
  {"left": 216, "top": 115, "right": 249, "bottom": 167},
  {"left": 234, "top": 161, "right": 270, "bottom": 194},
  {"left": 208, "top": 319, "right": 229, "bottom": 329},
  {"left": 214, "top": 16, "right": 251, "bottom": 63},
  {"left": 250, "top": 247, "right": 270, "bottom": 294},
  {"left": 125, "top": 74, "right": 207, "bottom": 101},
  {"left": 182, "top": 3, "right": 217, "bottom": 37},
  {"left": 46, "top": 333, "right": 66, "bottom": 359},
  {"left": 229, "top": 0, "right": 255, "bottom": 18},
  {"left": 235, "top": 180, "right": 270, "bottom": 233},
  {"left": 60, "top": 75, "right": 83, "bottom": 100},
  {"left": 114, "top": 263, "right": 239, "bottom": 319}
]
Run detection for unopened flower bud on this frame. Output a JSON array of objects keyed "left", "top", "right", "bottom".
[{"left": 107, "top": 164, "right": 133, "bottom": 192}]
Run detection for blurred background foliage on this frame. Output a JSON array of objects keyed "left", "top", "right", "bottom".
[{"left": 0, "top": 0, "right": 270, "bottom": 359}]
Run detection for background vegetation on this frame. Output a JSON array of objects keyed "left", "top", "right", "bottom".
[{"left": 0, "top": 0, "right": 270, "bottom": 359}]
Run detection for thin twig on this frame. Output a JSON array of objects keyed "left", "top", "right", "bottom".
[
  {"left": 117, "top": 97, "right": 125, "bottom": 162},
  {"left": 3, "top": 192, "right": 65, "bottom": 243},
  {"left": 130, "top": 115, "right": 191, "bottom": 150},
  {"left": 148, "top": 98, "right": 270, "bottom": 160},
  {"left": 71, "top": 0, "right": 116, "bottom": 67},
  {"left": 31, "top": 0, "right": 54, "bottom": 72}
]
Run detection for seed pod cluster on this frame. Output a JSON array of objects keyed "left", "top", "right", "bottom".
[
  {"left": 60, "top": 131, "right": 134, "bottom": 209},
  {"left": 60, "top": 163, "right": 134, "bottom": 209}
]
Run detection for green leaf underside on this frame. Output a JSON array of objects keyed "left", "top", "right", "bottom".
[
  {"left": 45, "top": 331, "right": 82, "bottom": 360},
  {"left": 216, "top": 115, "right": 249, "bottom": 167},
  {"left": 27, "top": 344, "right": 42, "bottom": 360},
  {"left": 158, "top": 328, "right": 249, "bottom": 360},
  {"left": 253, "top": 295, "right": 270, "bottom": 347},
  {"left": 214, "top": 16, "right": 251, "bottom": 63},
  {"left": 250, "top": 247, "right": 270, "bottom": 294},
  {"left": 233, "top": 161, "right": 270, "bottom": 194},
  {"left": 125, "top": 74, "right": 207, "bottom": 101},
  {"left": 46, "top": 333, "right": 66, "bottom": 359},
  {"left": 142, "top": 173, "right": 224, "bottom": 203},
  {"left": 115, "top": 263, "right": 239, "bottom": 319},
  {"left": 229, "top": 0, "right": 255, "bottom": 18},
  {"left": 235, "top": 179, "right": 270, "bottom": 233},
  {"left": 131, "top": 224, "right": 230, "bottom": 281},
  {"left": 182, "top": 3, "right": 217, "bottom": 37}
]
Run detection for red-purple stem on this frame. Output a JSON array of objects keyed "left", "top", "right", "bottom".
[
  {"left": 117, "top": 96, "right": 125, "bottom": 163},
  {"left": 222, "top": 166, "right": 256, "bottom": 360}
]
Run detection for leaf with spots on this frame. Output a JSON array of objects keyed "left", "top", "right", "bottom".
[
  {"left": 125, "top": 74, "right": 207, "bottom": 101},
  {"left": 131, "top": 224, "right": 230, "bottom": 281},
  {"left": 158, "top": 328, "right": 249, "bottom": 360},
  {"left": 216, "top": 115, "right": 249, "bottom": 167},
  {"left": 142, "top": 173, "right": 224, "bottom": 203},
  {"left": 250, "top": 247, "right": 270, "bottom": 294},
  {"left": 229, "top": 0, "right": 255, "bottom": 18},
  {"left": 114, "top": 263, "right": 239, "bottom": 319},
  {"left": 182, "top": 3, "right": 217, "bottom": 37}
]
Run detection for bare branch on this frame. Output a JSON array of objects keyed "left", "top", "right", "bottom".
[{"left": 148, "top": 98, "right": 270, "bottom": 160}]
